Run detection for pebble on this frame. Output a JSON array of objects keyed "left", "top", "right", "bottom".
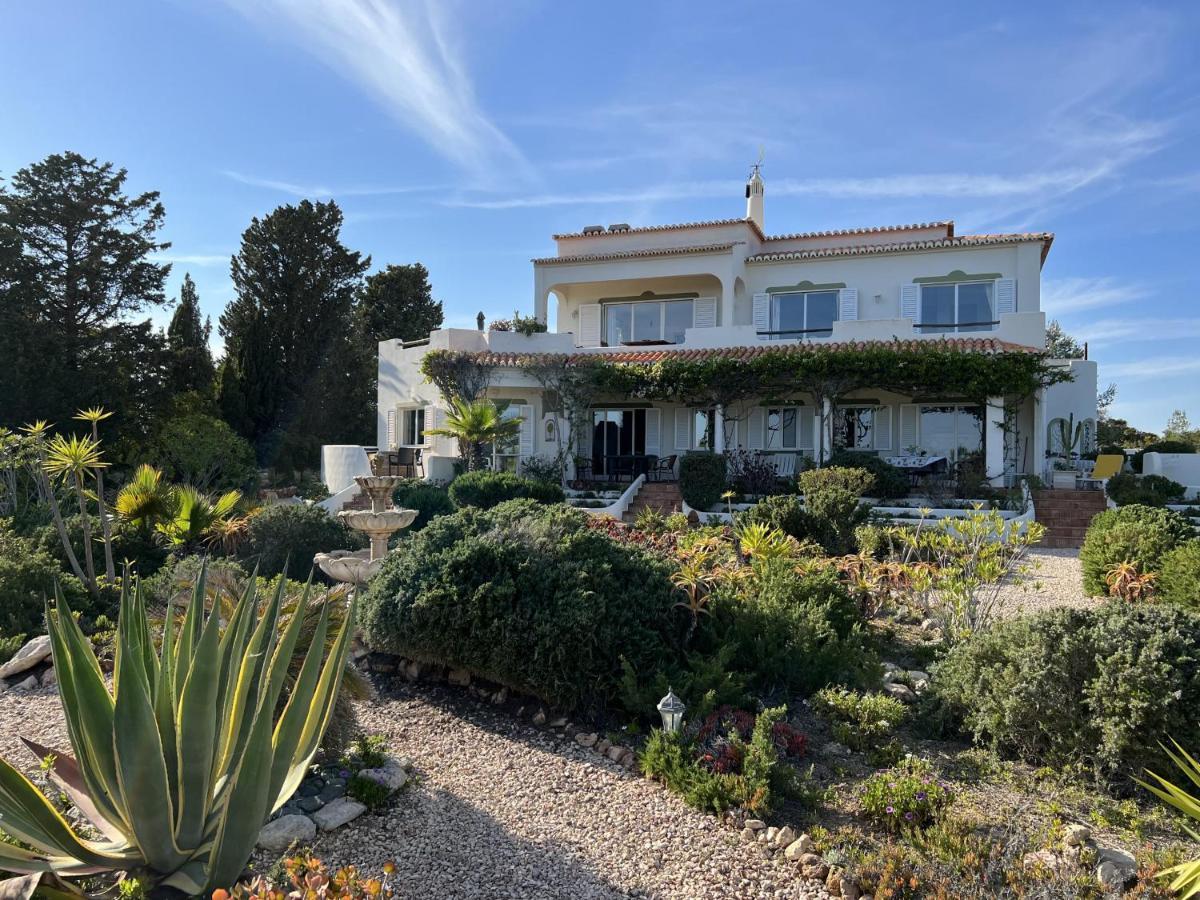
[{"left": 312, "top": 797, "right": 367, "bottom": 831}]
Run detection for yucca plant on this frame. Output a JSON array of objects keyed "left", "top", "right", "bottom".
[
  {"left": 0, "top": 569, "right": 355, "bottom": 895},
  {"left": 1138, "top": 741, "right": 1200, "bottom": 899},
  {"left": 43, "top": 433, "right": 109, "bottom": 595},
  {"left": 75, "top": 407, "right": 117, "bottom": 583}
]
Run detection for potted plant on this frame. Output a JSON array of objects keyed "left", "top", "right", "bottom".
[{"left": 1052, "top": 457, "right": 1078, "bottom": 490}]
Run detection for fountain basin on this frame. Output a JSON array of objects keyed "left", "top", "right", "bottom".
[
  {"left": 314, "top": 549, "right": 383, "bottom": 585},
  {"left": 338, "top": 508, "right": 418, "bottom": 534}
]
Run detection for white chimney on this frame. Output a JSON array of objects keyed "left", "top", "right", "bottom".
[{"left": 745, "top": 164, "right": 764, "bottom": 231}]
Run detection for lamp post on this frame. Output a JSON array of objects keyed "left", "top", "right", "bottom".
[{"left": 657, "top": 688, "right": 686, "bottom": 735}]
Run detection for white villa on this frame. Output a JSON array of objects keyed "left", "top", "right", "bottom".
[{"left": 344, "top": 169, "right": 1096, "bottom": 496}]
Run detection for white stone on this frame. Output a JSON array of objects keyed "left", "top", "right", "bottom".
[
  {"left": 765, "top": 827, "right": 779, "bottom": 844},
  {"left": 883, "top": 682, "right": 917, "bottom": 703},
  {"left": 257, "top": 814, "right": 316, "bottom": 851},
  {"left": 1096, "top": 860, "right": 1134, "bottom": 891},
  {"left": 447, "top": 668, "right": 471, "bottom": 686},
  {"left": 575, "top": 732, "right": 598, "bottom": 748},
  {"left": 40, "top": 667, "right": 56, "bottom": 687},
  {"left": 745, "top": 819, "right": 767, "bottom": 831},
  {"left": 0, "top": 635, "right": 51, "bottom": 679},
  {"left": 549, "top": 716, "right": 568, "bottom": 728},
  {"left": 906, "top": 670, "right": 930, "bottom": 683},
  {"left": 312, "top": 797, "right": 367, "bottom": 831},
  {"left": 532, "top": 710, "right": 547, "bottom": 726},
  {"left": 784, "top": 835, "right": 816, "bottom": 860},
  {"left": 12, "top": 675, "right": 38, "bottom": 691},
  {"left": 1063, "top": 823, "right": 1092, "bottom": 847},
  {"left": 773, "top": 826, "right": 797, "bottom": 849},
  {"left": 606, "top": 745, "right": 626, "bottom": 763},
  {"left": 358, "top": 760, "right": 407, "bottom": 791}
]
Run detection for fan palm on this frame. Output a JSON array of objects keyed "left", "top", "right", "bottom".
[
  {"left": 43, "top": 433, "right": 109, "bottom": 595},
  {"left": 1138, "top": 741, "right": 1200, "bottom": 898},
  {"left": 74, "top": 407, "right": 116, "bottom": 582},
  {"left": 425, "top": 397, "right": 522, "bottom": 471},
  {"left": 114, "top": 464, "right": 175, "bottom": 527},
  {"left": 155, "top": 485, "right": 242, "bottom": 551}
]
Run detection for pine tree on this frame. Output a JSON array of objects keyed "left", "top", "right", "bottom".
[
  {"left": 358, "top": 263, "right": 443, "bottom": 344},
  {"left": 166, "top": 273, "right": 216, "bottom": 396},
  {"left": 217, "top": 200, "right": 368, "bottom": 463}
]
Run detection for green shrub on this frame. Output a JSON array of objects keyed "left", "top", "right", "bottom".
[
  {"left": 33, "top": 515, "right": 170, "bottom": 579},
  {"left": 702, "top": 560, "right": 879, "bottom": 696},
  {"left": 932, "top": 602, "right": 1200, "bottom": 782},
  {"left": 1132, "top": 440, "right": 1196, "bottom": 474},
  {"left": 736, "top": 494, "right": 810, "bottom": 543},
  {"left": 519, "top": 455, "right": 563, "bottom": 485},
  {"left": 860, "top": 757, "right": 953, "bottom": 832},
  {"left": 639, "top": 706, "right": 797, "bottom": 816},
  {"left": 360, "top": 500, "right": 676, "bottom": 712},
  {"left": 1159, "top": 541, "right": 1200, "bottom": 608},
  {"left": 813, "top": 686, "right": 909, "bottom": 752},
  {"left": 1079, "top": 504, "right": 1193, "bottom": 595},
  {"left": 0, "top": 519, "right": 91, "bottom": 640},
  {"left": 140, "top": 554, "right": 250, "bottom": 606},
  {"left": 148, "top": 410, "right": 257, "bottom": 491},
  {"left": 679, "top": 452, "right": 727, "bottom": 511},
  {"left": 239, "top": 503, "right": 364, "bottom": 581},
  {"left": 1105, "top": 472, "right": 1187, "bottom": 507},
  {"left": 347, "top": 774, "right": 394, "bottom": 811},
  {"left": 447, "top": 470, "right": 564, "bottom": 509},
  {"left": 828, "top": 450, "right": 908, "bottom": 500},
  {"left": 798, "top": 466, "right": 874, "bottom": 554},
  {"left": 391, "top": 478, "right": 455, "bottom": 531}
]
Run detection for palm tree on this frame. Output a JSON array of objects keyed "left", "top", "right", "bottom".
[
  {"left": 425, "top": 397, "right": 523, "bottom": 471},
  {"left": 74, "top": 407, "right": 116, "bottom": 581},
  {"left": 21, "top": 421, "right": 90, "bottom": 593},
  {"left": 115, "top": 463, "right": 175, "bottom": 527},
  {"left": 43, "top": 433, "right": 109, "bottom": 594},
  {"left": 154, "top": 485, "right": 242, "bottom": 551}
]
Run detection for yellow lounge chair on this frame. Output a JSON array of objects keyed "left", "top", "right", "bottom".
[{"left": 1077, "top": 453, "right": 1124, "bottom": 489}]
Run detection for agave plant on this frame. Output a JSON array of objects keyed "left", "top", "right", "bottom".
[
  {"left": 1138, "top": 741, "right": 1200, "bottom": 899},
  {"left": 0, "top": 570, "right": 355, "bottom": 895}
]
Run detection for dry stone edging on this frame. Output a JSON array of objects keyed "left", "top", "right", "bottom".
[{"left": 0, "top": 635, "right": 51, "bottom": 679}]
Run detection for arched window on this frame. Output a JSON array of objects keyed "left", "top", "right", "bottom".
[{"left": 1047, "top": 418, "right": 1067, "bottom": 455}]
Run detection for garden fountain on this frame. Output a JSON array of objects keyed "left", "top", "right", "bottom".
[{"left": 314, "top": 475, "right": 417, "bottom": 589}]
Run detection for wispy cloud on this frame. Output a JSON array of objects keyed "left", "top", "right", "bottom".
[
  {"left": 1042, "top": 277, "right": 1149, "bottom": 315},
  {"left": 1070, "top": 317, "right": 1200, "bottom": 347},
  {"left": 1103, "top": 357, "right": 1200, "bottom": 380},
  {"left": 221, "top": 169, "right": 443, "bottom": 199},
  {"left": 153, "top": 253, "right": 231, "bottom": 267},
  {"left": 219, "top": 0, "right": 530, "bottom": 184}
]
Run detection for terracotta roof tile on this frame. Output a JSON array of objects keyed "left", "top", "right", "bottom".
[
  {"left": 748, "top": 232, "right": 1054, "bottom": 263},
  {"left": 553, "top": 218, "right": 765, "bottom": 241},
  {"left": 469, "top": 337, "right": 1040, "bottom": 369},
  {"left": 764, "top": 221, "right": 953, "bottom": 241},
  {"left": 533, "top": 242, "right": 738, "bottom": 266}
]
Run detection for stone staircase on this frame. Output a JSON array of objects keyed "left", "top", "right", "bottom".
[
  {"left": 1032, "top": 489, "right": 1107, "bottom": 549},
  {"left": 623, "top": 481, "right": 684, "bottom": 523},
  {"left": 341, "top": 491, "right": 371, "bottom": 511}
]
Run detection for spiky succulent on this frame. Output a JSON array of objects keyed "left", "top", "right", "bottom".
[{"left": 0, "top": 570, "right": 354, "bottom": 895}]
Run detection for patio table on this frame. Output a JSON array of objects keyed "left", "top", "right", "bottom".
[
  {"left": 603, "top": 454, "right": 657, "bottom": 481},
  {"left": 884, "top": 455, "right": 948, "bottom": 486}
]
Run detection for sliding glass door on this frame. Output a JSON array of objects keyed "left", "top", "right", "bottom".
[{"left": 592, "top": 409, "right": 647, "bottom": 476}]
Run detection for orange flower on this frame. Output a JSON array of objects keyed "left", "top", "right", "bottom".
[{"left": 212, "top": 891, "right": 231, "bottom": 900}]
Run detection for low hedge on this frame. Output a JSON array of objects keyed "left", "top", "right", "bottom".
[
  {"left": 1079, "top": 504, "right": 1194, "bottom": 595},
  {"left": 679, "top": 452, "right": 727, "bottom": 511},
  {"left": 239, "top": 503, "right": 364, "bottom": 581},
  {"left": 360, "top": 501, "right": 676, "bottom": 712},
  {"left": 1131, "top": 440, "right": 1195, "bottom": 474},
  {"left": 447, "top": 470, "right": 564, "bottom": 509},
  {"left": 391, "top": 478, "right": 455, "bottom": 531},
  {"left": 1105, "top": 472, "right": 1186, "bottom": 507},
  {"left": 932, "top": 601, "right": 1200, "bottom": 783},
  {"left": 827, "top": 450, "right": 908, "bottom": 500},
  {"left": 1159, "top": 541, "right": 1200, "bottom": 608}
]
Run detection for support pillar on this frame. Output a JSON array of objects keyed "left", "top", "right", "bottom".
[
  {"left": 985, "top": 396, "right": 1005, "bottom": 487},
  {"left": 714, "top": 405, "right": 726, "bottom": 454},
  {"left": 819, "top": 399, "right": 833, "bottom": 463}
]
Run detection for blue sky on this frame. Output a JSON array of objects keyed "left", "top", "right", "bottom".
[{"left": 2, "top": 1, "right": 1198, "bottom": 432}]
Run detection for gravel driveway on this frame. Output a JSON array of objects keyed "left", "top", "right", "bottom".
[
  {"left": 995, "top": 548, "right": 1100, "bottom": 619},
  {"left": 0, "top": 685, "right": 830, "bottom": 900}
]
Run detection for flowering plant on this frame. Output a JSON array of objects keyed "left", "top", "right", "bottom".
[
  {"left": 221, "top": 853, "right": 398, "bottom": 898},
  {"left": 694, "top": 706, "right": 807, "bottom": 773},
  {"left": 860, "top": 757, "right": 953, "bottom": 832}
]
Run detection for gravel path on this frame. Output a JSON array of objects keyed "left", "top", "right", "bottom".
[
  {"left": 994, "top": 548, "right": 1101, "bottom": 618},
  {"left": 0, "top": 685, "right": 829, "bottom": 899}
]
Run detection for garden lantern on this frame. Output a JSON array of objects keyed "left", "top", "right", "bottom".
[{"left": 657, "top": 688, "right": 686, "bottom": 734}]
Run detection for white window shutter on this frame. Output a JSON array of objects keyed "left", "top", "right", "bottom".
[
  {"left": 899, "top": 404, "right": 919, "bottom": 450},
  {"left": 674, "top": 408, "right": 692, "bottom": 451},
  {"left": 693, "top": 297, "right": 717, "bottom": 329},
  {"left": 518, "top": 405, "right": 534, "bottom": 457},
  {"left": 644, "top": 408, "right": 661, "bottom": 456},
  {"left": 386, "top": 409, "right": 396, "bottom": 449},
  {"left": 422, "top": 405, "right": 436, "bottom": 446},
  {"left": 576, "top": 416, "right": 592, "bottom": 458},
  {"left": 747, "top": 407, "right": 765, "bottom": 450},
  {"left": 838, "top": 288, "right": 858, "bottom": 322},
  {"left": 578, "top": 304, "right": 602, "bottom": 347},
  {"left": 800, "top": 408, "right": 815, "bottom": 449},
  {"left": 752, "top": 292, "right": 770, "bottom": 338},
  {"left": 900, "top": 284, "right": 920, "bottom": 321},
  {"left": 995, "top": 278, "right": 1016, "bottom": 316},
  {"left": 431, "top": 405, "right": 452, "bottom": 456},
  {"left": 873, "top": 406, "right": 893, "bottom": 451}
]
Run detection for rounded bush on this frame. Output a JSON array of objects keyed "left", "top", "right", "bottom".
[
  {"left": 239, "top": 503, "right": 364, "bottom": 581},
  {"left": 736, "top": 495, "right": 810, "bottom": 543},
  {"left": 391, "top": 479, "right": 455, "bottom": 531},
  {"left": 679, "top": 452, "right": 727, "bottom": 511},
  {"left": 1079, "top": 504, "right": 1193, "bottom": 595},
  {"left": 360, "top": 500, "right": 677, "bottom": 712},
  {"left": 1159, "top": 541, "right": 1200, "bottom": 609},
  {"left": 1105, "top": 472, "right": 1186, "bottom": 507},
  {"left": 828, "top": 450, "right": 908, "bottom": 500},
  {"left": 0, "top": 520, "right": 91, "bottom": 641},
  {"left": 447, "top": 470, "right": 564, "bottom": 509},
  {"left": 932, "top": 601, "right": 1200, "bottom": 783},
  {"left": 1132, "top": 440, "right": 1195, "bottom": 474}
]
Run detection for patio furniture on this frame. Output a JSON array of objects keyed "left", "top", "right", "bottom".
[
  {"left": 574, "top": 458, "right": 594, "bottom": 485},
  {"left": 885, "top": 454, "right": 948, "bottom": 487},
  {"left": 413, "top": 448, "right": 424, "bottom": 479},
  {"left": 604, "top": 454, "right": 656, "bottom": 482},
  {"left": 395, "top": 447, "right": 416, "bottom": 477},
  {"left": 1076, "top": 453, "right": 1124, "bottom": 490},
  {"left": 772, "top": 453, "right": 797, "bottom": 480},
  {"left": 650, "top": 454, "right": 678, "bottom": 482}
]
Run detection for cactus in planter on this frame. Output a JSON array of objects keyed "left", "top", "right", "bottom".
[{"left": 0, "top": 569, "right": 355, "bottom": 895}]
